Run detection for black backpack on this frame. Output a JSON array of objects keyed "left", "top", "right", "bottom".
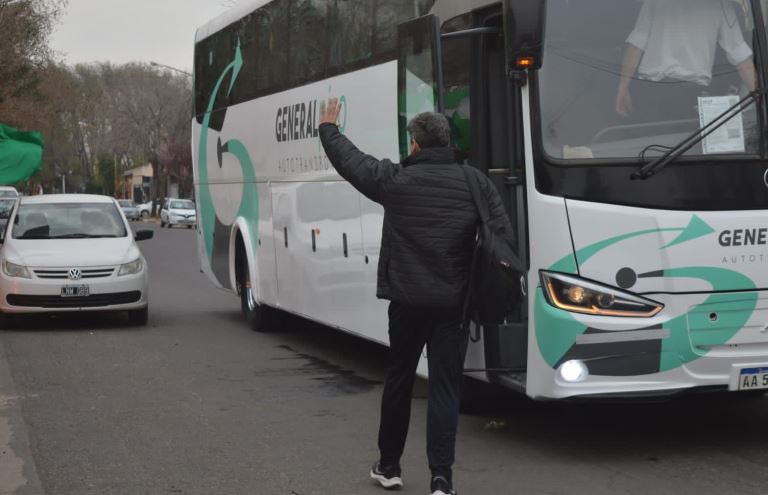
[{"left": 460, "top": 165, "right": 523, "bottom": 326}]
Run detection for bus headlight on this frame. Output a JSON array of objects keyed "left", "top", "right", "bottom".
[{"left": 541, "top": 271, "right": 662, "bottom": 318}]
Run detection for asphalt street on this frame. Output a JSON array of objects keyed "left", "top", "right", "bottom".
[{"left": 2, "top": 223, "right": 768, "bottom": 495}]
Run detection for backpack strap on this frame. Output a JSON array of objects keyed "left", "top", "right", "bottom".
[
  {"left": 460, "top": 165, "right": 490, "bottom": 225},
  {"left": 460, "top": 165, "right": 487, "bottom": 332}
]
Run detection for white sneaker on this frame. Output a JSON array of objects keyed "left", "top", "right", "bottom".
[
  {"left": 430, "top": 475, "right": 456, "bottom": 495},
  {"left": 370, "top": 461, "right": 403, "bottom": 490}
]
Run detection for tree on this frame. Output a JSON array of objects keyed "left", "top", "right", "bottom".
[{"left": 0, "top": 0, "right": 66, "bottom": 106}]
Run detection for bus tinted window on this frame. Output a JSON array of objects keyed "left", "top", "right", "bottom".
[
  {"left": 195, "top": 0, "right": 434, "bottom": 116},
  {"left": 328, "top": 1, "right": 374, "bottom": 71},
  {"left": 373, "top": 0, "right": 420, "bottom": 56},
  {"left": 290, "top": 0, "right": 329, "bottom": 85}
]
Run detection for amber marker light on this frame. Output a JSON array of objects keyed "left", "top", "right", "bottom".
[{"left": 516, "top": 56, "right": 535, "bottom": 69}]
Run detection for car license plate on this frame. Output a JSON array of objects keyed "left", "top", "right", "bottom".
[
  {"left": 738, "top": 367, "right": 768, "bottom": 391},
  {"left": 61, "top": 285, "right": 89, "bottom": 298}
]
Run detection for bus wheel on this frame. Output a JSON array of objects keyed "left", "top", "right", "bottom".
[{"left": 240, "top": 262, "right": 279, "bottom": 332}]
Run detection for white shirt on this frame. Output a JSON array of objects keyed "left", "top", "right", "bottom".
[{"left": 627, "top": 0, "right": 753, "bottom": 86}]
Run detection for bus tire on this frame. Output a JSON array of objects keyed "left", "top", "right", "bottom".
[{"left": 240, "top": 260, "right": 279, "bottom": 332}]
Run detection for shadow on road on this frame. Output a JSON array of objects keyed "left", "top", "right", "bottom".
[{"left": 0, "top": 312, "right": 141, "bottom": 332}]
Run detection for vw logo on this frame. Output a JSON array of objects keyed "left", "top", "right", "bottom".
[{"left": 68, "top": 268, "right": 82, "bottom": 280}]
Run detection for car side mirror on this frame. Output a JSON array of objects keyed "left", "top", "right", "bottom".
[{"left": 134, "top": 230, "right": 154, "bottom": 242}]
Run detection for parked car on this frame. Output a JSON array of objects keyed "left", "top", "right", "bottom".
[
  {"left": 160, "top": 198, "right": 196, "bottom": 229},
  {"left": 137, "top": 201, "right": 153, "bottom": 219},
  {"left": 0, "top": 187, "right": 19, "bottom": 199},
  {"left": 0, "top": 198, "right": 17, "bottom": 234},
  {"left": 117, "top": 199, "right": 140, "bottom": 221},
  {"left": 0, "top": 194, "right": 153, "bottom": 325}
]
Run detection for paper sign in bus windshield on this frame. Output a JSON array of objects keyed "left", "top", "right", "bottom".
[{"left": 698, "top": 95, "right": 745, "bottom": 154}]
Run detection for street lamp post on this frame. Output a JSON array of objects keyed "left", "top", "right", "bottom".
[{"left": 150, "top": 61, "right": 192, "bottom": 77}]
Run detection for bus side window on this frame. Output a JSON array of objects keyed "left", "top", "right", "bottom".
[
  {"left": 289, "top": 0, "right": 329, "bottom": 85},
  {"left": 328, "top": 1, "right": 375, "bottom": 71}
]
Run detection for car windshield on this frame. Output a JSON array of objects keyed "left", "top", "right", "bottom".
[
  {"left": 171, "top": 200, "right": 195, "bottom": 210},
  {"left": 539, "top": 0, "right": 761, "bottom": 162},
  {"left": 0, "top": 189, "right": 19, "bottom": 198},
  {"left": 12, "top": 203, "right": 128, "bottom": 239},
  {"left": 118, "top": 200, "right": 135, "bottom": 207},
  {"left": 0, "top": 199, "right": 16, "bottom": 219}
]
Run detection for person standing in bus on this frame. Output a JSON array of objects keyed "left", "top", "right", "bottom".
[
  {"left": 616, "top": 0, "right": 756, "bottom": 117},
  {"left": 318, "top": 98, "right": 513, "bottom": 495}
]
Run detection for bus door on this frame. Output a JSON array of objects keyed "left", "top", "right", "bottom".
[
  {"left": 397, "top": 12, "right": 529, "bottom": 384},
  {"left": 467, "top": 7, "right": 529, "bottom": 382}
]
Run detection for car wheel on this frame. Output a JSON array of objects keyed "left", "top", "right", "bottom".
[
  {"left": 187, "top": 225, "right": 193, "bottom": 229},
  {"left": 241, "top": 261, "right": 279, "bottom": 332},
  {"left": 141, "top": 211, "right": 149, "bottom": 219},
  {"left": 127, "top": 307, "right": 149, "bottom": 326},
  {"left": 160, "top": 220, "right": 165, "bottom": 228}
]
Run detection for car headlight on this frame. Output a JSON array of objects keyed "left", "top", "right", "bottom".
[
  {"left": 3, "top": 260, "right": 31, "bottom": 279},
  {"left": 540, "top": 271, "right": 663, "bottom": 318},
  {"left": 118, "top": 258, "right": 143, "bottom": 276}
]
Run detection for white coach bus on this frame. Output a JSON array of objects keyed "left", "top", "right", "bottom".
[{"left": 193, "top": 0, "right": 768, "bottom": 399}]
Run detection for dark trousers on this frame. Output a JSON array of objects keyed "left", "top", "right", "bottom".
[{"left": 378, "top": 302, "right": 469, "bottom": 480}]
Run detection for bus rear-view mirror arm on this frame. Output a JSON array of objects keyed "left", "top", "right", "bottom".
[{"left": 440, "top": 27, "right": 501, "bottom": 40}]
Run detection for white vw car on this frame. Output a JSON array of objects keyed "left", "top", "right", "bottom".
[{"left": 0, "top": 194, "right": 153, "bottom": 325}]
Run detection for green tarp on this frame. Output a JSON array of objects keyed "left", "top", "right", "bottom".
[{"left": 0, "top": 123, "right": 43, "bottom": 185}]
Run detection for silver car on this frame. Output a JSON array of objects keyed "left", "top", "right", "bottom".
[{"left": 117, "top": 200, "right": 140, "bottom": 221}]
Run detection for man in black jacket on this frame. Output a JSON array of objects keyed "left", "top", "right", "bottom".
[{"left": 319, "top": 98, "right": 512, "bottom": 495}]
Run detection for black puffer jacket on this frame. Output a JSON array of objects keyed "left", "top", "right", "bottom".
[{"left": 319, "top": 123, "right": 513, "bottom": 309}]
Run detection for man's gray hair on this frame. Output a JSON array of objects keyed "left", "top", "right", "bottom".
[{"left": 406, "top": 112, "right": 451, "bottom": 149}]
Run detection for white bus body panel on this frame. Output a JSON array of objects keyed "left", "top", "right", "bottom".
[{"left": 193, "top": 61, "right": 427, "bottom": 375}]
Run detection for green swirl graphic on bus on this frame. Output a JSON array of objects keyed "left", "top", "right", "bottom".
[
  {"left": 197, "top": 41, "right": 259, "bottom": 266},
  {"left": 537, "top": 215, "right": 758, "bottom": 374}
]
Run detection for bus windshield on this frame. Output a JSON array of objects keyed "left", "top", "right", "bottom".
[{"left": 539, "top": 0, "right": 763, "bottom": 162}]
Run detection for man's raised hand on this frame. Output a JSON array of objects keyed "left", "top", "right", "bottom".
[{"left": 319, "top": 97, "right": 342, "bottom": 126}]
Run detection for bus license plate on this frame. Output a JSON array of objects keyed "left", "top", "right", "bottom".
[
  {"left": 738, "top": 367, "right": 768, "bottom": 391},
  {"left": 61, "top": 285, "right": 89, "bottom": 298}
]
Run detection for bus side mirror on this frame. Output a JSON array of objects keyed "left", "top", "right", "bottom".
[{"left": 504, "top": 0, "right": 547, "bottom": 71}]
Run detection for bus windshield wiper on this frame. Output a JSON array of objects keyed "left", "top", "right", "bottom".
[{"left": 631, "top": 89, "right": 766, "bottom": 180}]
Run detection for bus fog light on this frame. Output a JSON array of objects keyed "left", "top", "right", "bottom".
[{"left": 559, "top": 360, "right": 588, "bottom": 383}]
